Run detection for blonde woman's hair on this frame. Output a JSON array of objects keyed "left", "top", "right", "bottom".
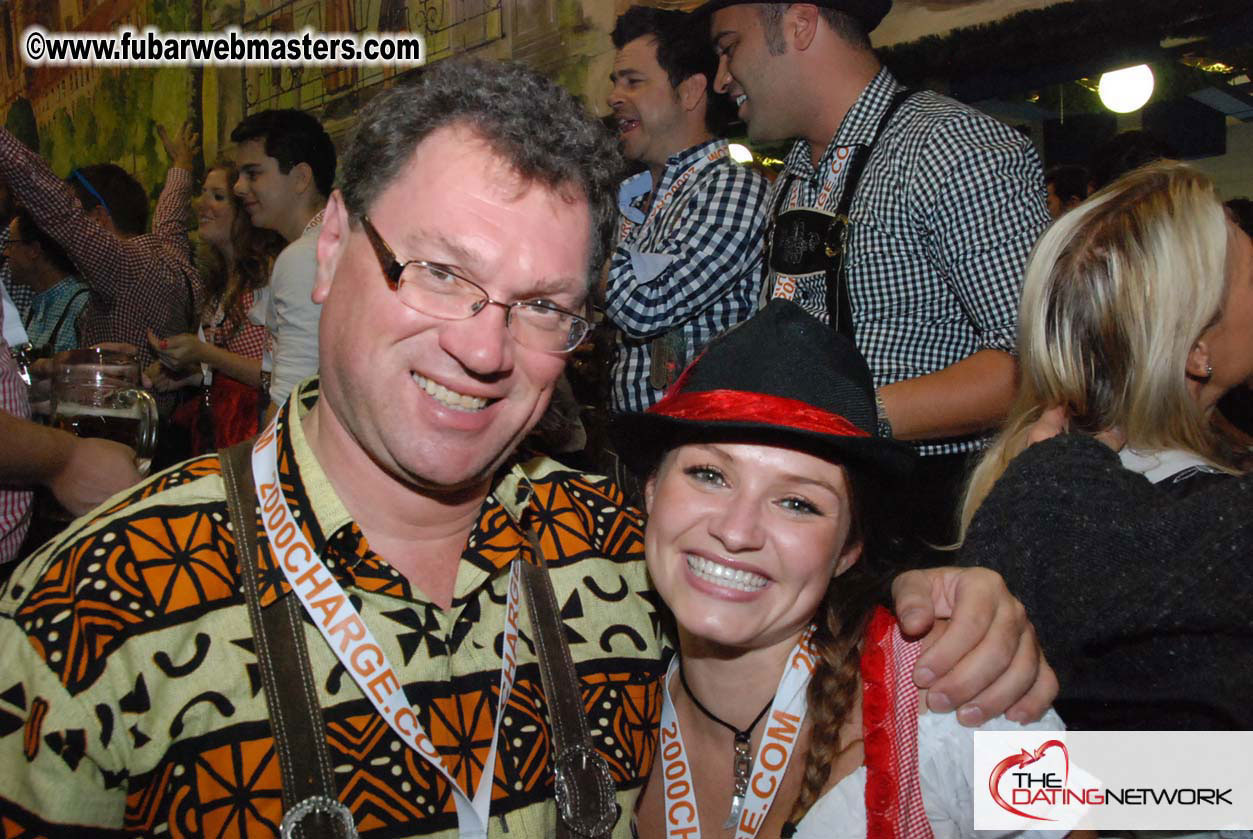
[{"left": 960, "top": 161, "right": 1237, "bottom": 537}]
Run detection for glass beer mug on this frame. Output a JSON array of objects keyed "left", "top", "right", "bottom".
[{"left": 51, "top": 348, "right": 158, "bottom": 474}]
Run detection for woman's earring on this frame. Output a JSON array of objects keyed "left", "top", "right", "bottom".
[{"left": 1188, "top": 354, "right": 1214, "bottom": 383}]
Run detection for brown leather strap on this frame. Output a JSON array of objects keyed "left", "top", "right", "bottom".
[
  {"left": 519, "top": 530, "right": 617, "bottom": 839},
  {"left": 219, "top": 441, "right": 350, "bottom": 839}
]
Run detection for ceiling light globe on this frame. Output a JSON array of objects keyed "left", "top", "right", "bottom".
[{"left": 1099, "top": 64, "right": 1155, "bottom": 113}]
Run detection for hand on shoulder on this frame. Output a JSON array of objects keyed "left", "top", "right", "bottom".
[{"left": 890, "top": 566, "right": 1058, "bottom": 726}]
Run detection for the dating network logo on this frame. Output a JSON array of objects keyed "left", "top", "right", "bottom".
[{"left": 976, "top": 730, "right": 1251, "bottom": 832}]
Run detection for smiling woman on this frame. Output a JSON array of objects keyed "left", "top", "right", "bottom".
[
  {"left": 615, "top": 300, "right": 1065, "bottom": 839},
  {"left": 145, "top": 149, "right": 286, "bottom": 455}
]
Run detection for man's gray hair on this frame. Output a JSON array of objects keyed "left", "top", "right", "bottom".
[{"left": 341, "top": 58, "right": 623, "bottom": 280}]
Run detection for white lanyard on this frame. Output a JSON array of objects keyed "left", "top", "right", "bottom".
[
  {"left": 618, "top": 145, "right": 729, "bottom": 243},
  {"left": 782, "top": 85, "right": 916, "bottom": 220},
  {"left": 251, "top": 420, "right": 521, "bottom": 839},
  {"left": 658, "top": 628, "right": 817, "bottom": 839},
  {"left": 780, "top": 144, "right": 854, "bottom": 219}
]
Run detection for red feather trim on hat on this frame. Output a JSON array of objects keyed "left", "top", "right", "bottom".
[{"left": 648, "top": 389, "right": 869, "bottom": 439}]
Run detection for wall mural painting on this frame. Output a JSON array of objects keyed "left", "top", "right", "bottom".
[
  {"left": 0, "top": 0, "right": 506, "bottom": 198},
  {"left": 238, "top": 0, "right": 502, "bottom": 118},
  {"left": 1, "top": 0, "right": 196, "bottom": 196}
]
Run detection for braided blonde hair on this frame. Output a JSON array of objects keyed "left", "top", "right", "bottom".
[{"left": 786, "top": 471, "right": 896, "bottom": 828}]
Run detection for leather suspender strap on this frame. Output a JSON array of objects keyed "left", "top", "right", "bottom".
[
  {"left": 219, "top": 441, "right": 352, "bottom": 839},
  {"left": 41, "top": 286, "right": 88, "bottom": 353},
  {"left": 518, "top": 529, "right": 617, "bottom": 839},
  {"left": 825, "top": 87, "right": 915, "bottom": 339}
]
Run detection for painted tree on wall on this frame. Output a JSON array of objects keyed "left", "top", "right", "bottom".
[
  {"left": 34, "top": 0, "right": 202, "bottom": 202},
  {"left": 3, "top": 98, "right": 37, "bottom": 149}
]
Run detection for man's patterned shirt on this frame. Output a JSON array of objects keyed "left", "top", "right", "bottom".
[{"left": 0, "top": 378, "right": 665, "bottom": 837}]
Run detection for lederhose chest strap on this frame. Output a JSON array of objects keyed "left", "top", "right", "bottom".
[
  {"left": 768, "top": 88, "right": 916, "bottom": 339},
  {"left": 519, "top": 534, "right": 617, "bottom": 838},
  {"left": 220, "top": 441, "right": 354, "bottom": 839}
]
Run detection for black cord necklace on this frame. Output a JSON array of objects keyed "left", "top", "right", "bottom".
[{"left": 678, "top": 660, "right": 775, "bottom": 828}]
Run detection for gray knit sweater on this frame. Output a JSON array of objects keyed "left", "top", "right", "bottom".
[{"left": 961, "top": 433, "right": 1253, "bottom": 729}]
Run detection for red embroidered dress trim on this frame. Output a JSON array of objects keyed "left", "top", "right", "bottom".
[{"left": 861, "top": 606, "right": 934, "bottom": 839}]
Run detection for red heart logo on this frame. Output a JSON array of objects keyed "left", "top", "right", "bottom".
[{"left": 988, "top": 740, "right": 1069, "bottom": 822}]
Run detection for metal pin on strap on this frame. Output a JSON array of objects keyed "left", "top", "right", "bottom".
[
  {"left": 280, "top": 795, "right": 359, "bottom": 839},
  {"left": 552, "top": 744, "right": 618, "bottom": 837}
]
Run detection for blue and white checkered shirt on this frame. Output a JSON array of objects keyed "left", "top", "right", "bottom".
[
  {"left": 765, "top": 68, "right": 1051, "bottom": 456},
  {"left": 24, "top": 275, "right": 89, "bottom": 355},
  {"left": 606, "top": 138, "right": 768, "bottom": 413}
]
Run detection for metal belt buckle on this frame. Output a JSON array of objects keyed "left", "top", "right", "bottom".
[
  {"left": 552, "top": 744, "right": 617, "bottom": 836},
  {"left": 279, "top": 794, "right": 359, "bottom": 839},
  {"left": 823, "top": 214, "right": 850, "bottom": 259}
]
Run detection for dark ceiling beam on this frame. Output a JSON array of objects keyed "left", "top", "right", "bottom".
[{"left": 881, "top": 0, "right": 1253, "bottom": 102}]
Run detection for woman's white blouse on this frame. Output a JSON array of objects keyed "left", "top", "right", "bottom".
[{"left": 793, "top": 709, "right": 1067, "bottom": 839}]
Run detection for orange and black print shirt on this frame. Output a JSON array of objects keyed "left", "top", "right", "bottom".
[{"left": 0, "top": 379, "right": 665, "bottom": 838}]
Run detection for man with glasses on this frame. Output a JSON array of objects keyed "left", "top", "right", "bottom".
[
  {"left": 5, "top": 211, "right": 90, "bottom": 356},
  {"left": 0, "top": 131, "right": 201, "bottom": 370},
  {"left": 0, "top": 60, "right": 1055, "bottom": 837}
]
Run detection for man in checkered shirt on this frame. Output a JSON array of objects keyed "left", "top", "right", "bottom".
[
  {"left": 605, "top": 6, "right": 769, "bottom": 415},
  {"left": 0, "top": 128, "right": 201, "bottom": 372},
  {"left": 705, "top": 0, "right": 1050, "bottom": 544}
]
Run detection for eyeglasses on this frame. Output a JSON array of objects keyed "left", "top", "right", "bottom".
[{"left": 359, "top": 216, "right": 591, "bottom": 353}]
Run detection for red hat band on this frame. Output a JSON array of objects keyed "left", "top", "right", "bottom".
[{"left": 650, "top": 388, "right": 870, "bottom": 439}]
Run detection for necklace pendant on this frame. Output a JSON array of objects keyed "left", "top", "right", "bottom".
[
  {"left": 726, "top": 735, "right": 753, "bottom": 828},
  {"left": 724, "top": 792, "right": 746, "bottom": 829}
]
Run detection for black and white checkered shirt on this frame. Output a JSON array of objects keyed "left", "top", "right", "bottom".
[
  {"left": 766, "top": 68, "right": 1051, "bottom": 456},
  {"left": 606, "top": 138, "right": 768, "bottom": 413}
]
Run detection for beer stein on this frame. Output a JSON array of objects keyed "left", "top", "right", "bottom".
[{"left": 51, "top": 348, "right": 158, "bottom": 474}]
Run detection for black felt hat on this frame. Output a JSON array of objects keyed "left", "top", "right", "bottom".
[
  {"left": 611, "top": 300, "right": 915, "bottom": 478},
  {"left": 695, "top": 0, "right": 891, "bottom": 33}
]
